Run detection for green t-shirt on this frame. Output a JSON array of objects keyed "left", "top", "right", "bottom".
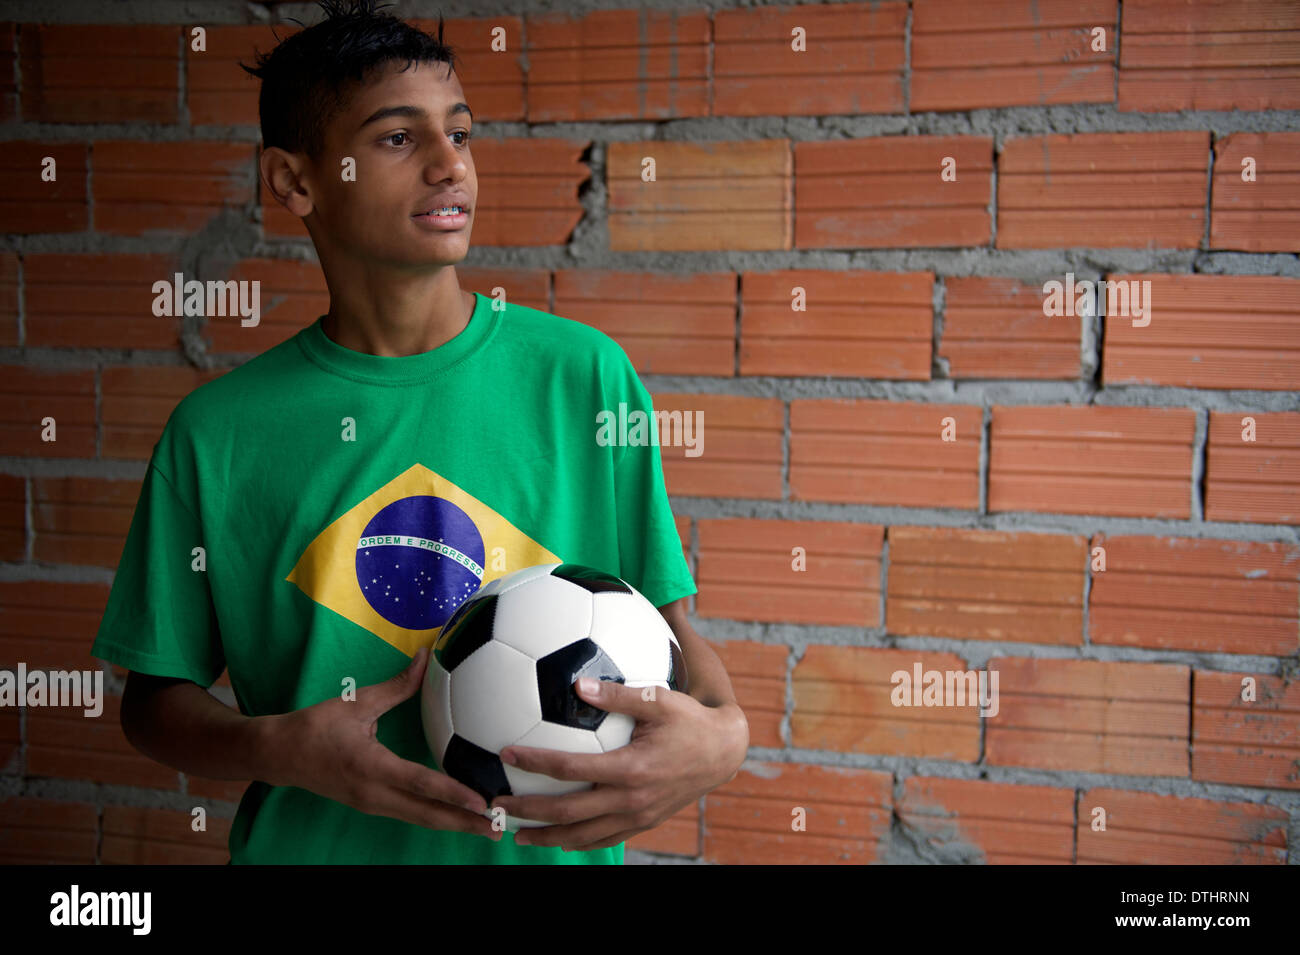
[{"left": 90, "top": 290, "right": 697, "bottom": 864}]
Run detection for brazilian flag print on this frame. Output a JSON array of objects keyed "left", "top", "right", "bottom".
[{"left": 286, "top": 463, "right": 560, "bottom": 656}]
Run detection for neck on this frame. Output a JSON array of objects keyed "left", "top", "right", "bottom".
[{"left": 321, "top": 271, "right": 473, "bottom": 358}]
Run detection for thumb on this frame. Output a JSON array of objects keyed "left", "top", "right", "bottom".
[{"left": 362, "top": 646, "right": 429, "bottom": 716}]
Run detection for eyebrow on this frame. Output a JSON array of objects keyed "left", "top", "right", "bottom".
[{"left": 357, "top": 102, "right": 473, "bottom": 132}]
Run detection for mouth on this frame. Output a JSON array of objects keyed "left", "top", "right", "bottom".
[{"left": 412, "top": 205, "right": 469, "bottom": 230}]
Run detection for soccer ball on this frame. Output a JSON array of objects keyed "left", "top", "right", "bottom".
[{"left": 420, "top": 562, "right": 687, "bottom": 831}]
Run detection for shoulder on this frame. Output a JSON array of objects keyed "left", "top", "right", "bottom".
[
  {"left": 492, "top": 293, "right": 635, "bottom": 374},
  {"left": 161, "top": 333, "right": 303, "bottom": 448}
]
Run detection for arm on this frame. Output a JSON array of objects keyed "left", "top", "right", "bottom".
[
  {"left": 659, "top": 597, "right": 749, "bottom": 774},
  {"left": 120, "top": 671, "right": 275, "bottom": 782},
  {"left": 658, "top": 597, "right": 738, "bottom": 709},
  {"left": 117, "top": 656, "right": 497, "bottom": 838}
]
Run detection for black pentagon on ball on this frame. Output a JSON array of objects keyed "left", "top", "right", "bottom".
[
  {"left": 548, "top": 563, "right": 632, "bottom": 594},
  {"left": 441, "top": 733, "right": 512, "bottom": 802},
  {"left": 433, "top": 592, "right": 498, "bottom": 672},
  {"left": 536, "top": 638, "right": 625, "bottom": 730}
]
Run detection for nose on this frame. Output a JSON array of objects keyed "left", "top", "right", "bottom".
[{"left": 425, "top": 134, "right": 468, "bottom": 184}]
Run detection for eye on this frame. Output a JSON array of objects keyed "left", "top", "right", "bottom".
[
  {"left": 452, "top": 130, "right": 471, "bottom": 146},
  {"left": 383, "top": 131, "right": 410, "bottom": 148}
]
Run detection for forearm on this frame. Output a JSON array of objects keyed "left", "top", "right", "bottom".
[
  {"left": 121, "top": 678, "right": 273, "bottom": 783},
  {"left": 670, "top": 617, "right": 739, "bottom": 711},
  {"left": 664, "top": 610, "right": 750, "bottom": 778}
]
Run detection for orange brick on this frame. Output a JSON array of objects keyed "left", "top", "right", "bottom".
[
  {"left": 456, "top": 268, "right": 550, "bottom": 312},
  {"left": 740, "top": 270, "right": 932, "bottom": 379},
  {"left": 1102, "top": 273, "right": 1300, "bottom": 390},
  {"left": 986, "top": 656, "right": 1189, "bottom": 777},
  {"left": 422, "top": 17, "right": 527, "bottom": 122},
  {"left": 33, "top": 475, "right": 141, "bottom": 568},
  {"left": 0, "top": 25, "right": 16, "bottom": 123},
  {"left": 0, "top": 143, "right": 89, "bottom": 234},
  {"left": 1204, "top": 410, "right": 1300, "bottom": 525},
  {"left": 1210, "top": 133, "right": 1300, "bottom": 253},
  {"left": 792, "top": 646, "right": 983, "bottom": 760},
  {"left": 795, "top": 135, "right": 992, "bottom": 248},
  {"left": 939, "top": 276, "right": 1082, "bottom": 379},
  {"left": 102, "top": 365, "right": 227, "bottom": 461},
  {"left": 186, "top": 775, "right": 251, "bottom": 804},
  {"left": 19, "top": 25, "right": 181, "bottom": 124},
  {"left": 1192, "top": 669, "right": 1300, "bottom": 791},
  {"left": 0, "top": 251, "right": 18, "bottom": 346},
  {"left": 92, "top": 141, "right": 255, "bottom": 236},
  {"left": 697, "top": 518, "right": 882, "bottom": 627},
  {"left": 525, "top": 9, "right": 709, "bottom": 121},
  {"left": 887, "top": 526, "right": 1087, "bottom": 645},
  {"left": 187, "top": 25, "right": 299, "bottom": 126},
  {"left": 1077, "top": 788, "right": 1287, "bottom": 863},
  {"left": 790, "top": 399, "right": 981, "bottom": 508},
  {"left": 709, "top": 639, "right": 787, "bottom": 749},
  {"left": 101, "top": 805, "right": 232, "bottom": 864},
  {"left": 624, "top": 800, "right": 699, "bottom": 857},
  {"left": 201, "top": 258, "right": 327, "bottom": 355},
  {"left": 713, "top": 2, "right": 905, "bottom": 116},
  {"left": 608, "top": 140, "right": 790, "bottom": 251},
  {"left": 0, "top": 580, "right": 112, "bottom": 671},
  {"left": 0, "top": 366, "right": 96, "bottom": 458},
  {"left": 996, "top": 132, "right": 1208, "bottom": 249},
  {"left": 702, "top": 761, "right": 892, "bottom": 864},
  {"left": 26, "top": 694, "right": 181, "bottom": 790},
  {"left": 554, "top": 270, "right": 735, "bottom": 376},
  {"left": 912, "top": 0, "right": 1116, "bottom": 112},
  {"left": 899, "top": 776, "right": 1076, "bottom": 864},
  {"left": 989, "top": 405, "right": 1197, "bottom": 518},
  {"left": 0, "top": 796, "right": 98, "bottom": 864},
  {"left": 1090, "top": 534, "right": 1300, "bottom": 656},
  {"left": 1118, "top": 0, "right": 1300, "bottom": 112},
  {"left": 0, "top": 473, "right": 22, "bottom": 562},
  {"left": 652, "top": 392, "right": 784, "bottom": 500},
  {"left": 24, "top": 253, "right": 183, "bottom": 349}
]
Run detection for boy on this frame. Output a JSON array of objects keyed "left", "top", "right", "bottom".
[{"left": 92, "top": 0, "right": 748, "bottom": 864}]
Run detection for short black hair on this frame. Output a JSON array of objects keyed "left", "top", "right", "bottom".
[{"left": 240, "top": 0, "right": 460, "bottom": 162}]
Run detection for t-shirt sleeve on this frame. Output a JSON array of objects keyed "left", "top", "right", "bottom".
[
  {"left": 90, "top": 460, "right": 225, "bottom": 688},
  {"left": 611, "top": 355, "right": 697, "bottom": 610}
]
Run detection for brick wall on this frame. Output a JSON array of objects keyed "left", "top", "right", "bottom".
[{"left": 1, "top": 1, "right": 1298, "bottom": 865}]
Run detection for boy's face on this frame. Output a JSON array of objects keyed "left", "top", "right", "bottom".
[{"left": 307, "top": 59, "right": 476, "bottom": 269}]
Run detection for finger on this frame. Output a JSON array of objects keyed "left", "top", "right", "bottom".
[
  {"left": 360, "top": 782, "right": 499, "bottom": 839},
  {"left": 359, "top": 647, "right": 429, "bottom": 718},
  {"left": 574, "top": 677, "right": 674, "bottom": 723},
  {"left": 499, "top": 742, "right": 636, "bottom": 786},
  {"left": 514, "top": 813, "right": 637, "bottom": 850},
  {"left": 491, "top": 782, "right": 630, "bottom": 826},
  {"left": 367, "top": 745, "right": 488, "bottom": 814},
  {"left": 570, "top": 827, "right": 643, "bottom": 852}
]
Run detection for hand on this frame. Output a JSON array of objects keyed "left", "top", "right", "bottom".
[
  {"left": 490, "top": 677, "right": 749, "bottom": 851},
  {"left": 257, "top": 647, "right": 500, "bottom": 841}
]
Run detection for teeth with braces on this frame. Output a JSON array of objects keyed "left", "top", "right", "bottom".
[{"left": 425, "top": 207, "right": 463, "bottom": 216}]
